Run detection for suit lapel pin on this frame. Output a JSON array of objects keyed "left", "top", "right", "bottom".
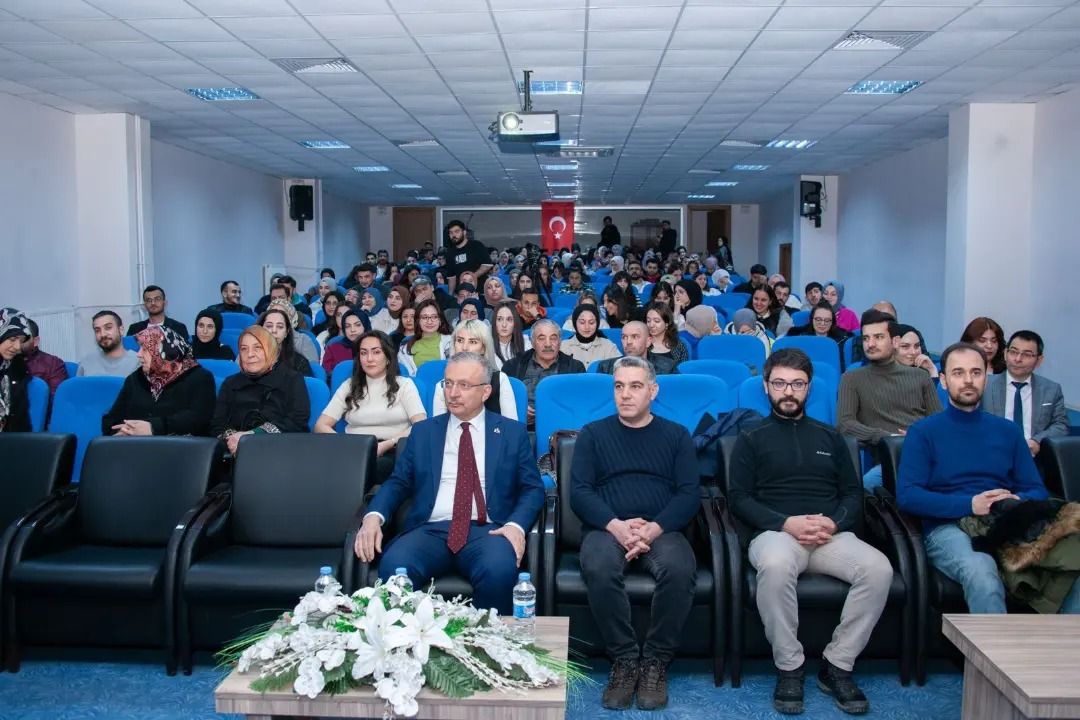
[{"left": 493, "top": 427, "right": 501, "bottom": 434}]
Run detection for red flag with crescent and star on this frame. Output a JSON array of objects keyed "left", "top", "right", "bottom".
[{"left": 541, "top": 201, "right": 574, "bottom": 254}]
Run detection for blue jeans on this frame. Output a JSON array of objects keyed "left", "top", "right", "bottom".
[{"left": 926, "top": 523, "right": 1080, "bottom": 614}]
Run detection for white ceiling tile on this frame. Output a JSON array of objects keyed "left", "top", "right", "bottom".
[
  {"left": 663, "top": 49, "right": 743, "bottom": 66},
  {"left": 587, "top": 48, "right": 664, "bottom": 66},
  {"left": 393, "top": 0, "right": 489, "bottom": 10},
  {"left": 767, "top": 5, "right": 870, "bottom": 30},
  {"left": 858, "top": 5, "right": 968, "bottom": 30},
  {"left": 166, "top": 40, "right": 260, "bottom": 59},
  {"left": 0, "top": 21, "right": 66, "bottom": 42},
  {"left": 290, "top": 0, "right": 391, "bottom": 11},
  {"left": 588, "top": 29, "right": 671, "bottom": 49},
  {"left": 127, "top": 19, "right": 237, "bottom": 41},
  {"left": 37, "top": 20, "right": 149, "bottom": 42},
  {"left": 86, "top": 0, "right": 204, "bottom": 19},
  {"left": 0, "top": 0, "right": 106, "bottom": 20},
  {"left": 502, "top": 31, "right": 584, "bottom": 50},
  {"left": 588, "top": 6, "right": 681, "bottom": 30},
  {"left": 947, "top": 5, "right": 1060, "bottom": 29},
  {"left": 676, "top": 5, "right": 777, "bottom": 29},
  {"left": 750, "top": 30, "right": 845, "bottom": 51},
  {"left": 215, "top": 16, "right": 323, "bottom": 39},
  {"left": 913, "top": 29, "right": 1019, "bottom": 52},
  {"left": 0, "top": 41, "right": 99, "bottom": 61},
  {"left": 305, "top": 13, "right": 406, "bottom": 38},
  {"left": 244, "top": 38, "right": 340, "bottom": 56},
  {"left": 739, "top": 50, "right": 821, "bottom": 66},
  {"left": 399, "top": 11, "right": 497, "bottom": 35},
  {"left": 494, "top": 9, "right": 586, "bottom": 32},
  {"left": 1037, "top": 6, "right": 1080, "bottom": 28},
  {"left": 997, "top": 29, "right": 1080, "bottom": 51}
]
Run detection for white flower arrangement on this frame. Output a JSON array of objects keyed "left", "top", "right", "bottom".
[{"left": 220, "top": 576, "right": 580, "bottom": 719}]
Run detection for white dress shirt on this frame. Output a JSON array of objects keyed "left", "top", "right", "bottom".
[
  {"left": 1004, "top": 372, "right": 1034, "bottom": 440},
  {"left": 429, "top": 412, "right": 488, "bottom": 522}
]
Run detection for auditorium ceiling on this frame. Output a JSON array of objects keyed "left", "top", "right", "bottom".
[{"left": 1, "top": 0, "right": 1079, "bottom": 204}]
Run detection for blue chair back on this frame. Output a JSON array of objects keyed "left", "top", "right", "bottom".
[
  {"left": 813, "top": 363, "right": 840, "bottom": 398},
  {"left": 507, "top": 376, "right": 528, "bottom": 423},
  {"left": 300, "top": 329, "right": 322, "bottom": 361},
  {"left": 27, "top": 377, "right": 49, "bottom": 431},
  {"left": 308, "top": 362, "right": 327, "bottom": 383},
  {"left": 678, "top": 359, "right": 752, "bottom": 402},
  {"left": 534, "top": 374, "right": 616, "bottom": 459},
  {"left": 842, "top": 331, "right": 862, "bottom": 371},
  {"left": 303, "top": 377, "right": 330, "bottom": 432},
  {"left": 715, "top": 293, "right": 751, "bottom": 317},
  {"left": 654, "top": 375, "right": 731, "bottom": 431},
  {"left": 937, "top": 383, "right": 949, "bottom": 409},
  {"left": 696, "top": 335, "right": 768, "bottom": 376},
  {"left": 64, "top": 361, "right": 79, "bottom": 379},
  {"left": 330, "top": 359, "right": 354, "bottom": 395},
  {"left": 313, "top": 310, "right": 326, "bottom": 327},
  {"left": 736, "top": 375, "right": 836, "bottom": 424},
  {"left": 678, "top": 331, "right": 700, "bottom": 360},
  {"left": 220, "top": 329, "right": 242, "bottom": 355},
  {"left": 551, "top": 281, "right": 566, "bottom": 294},
  {"left": 554, "top": 293, "right": 580, "bottom": 308},
  {"left": 48, "top": 376, "right": 125, "bottom": 482},
  {"left": 415, "top": 359, "right": 448, "bottom": 390},
  {"left": 600, "top": 328, "right": 624, "bottom": 353},
  {"left": 220, "top": 312, "right": 256, "bottom": 330},
  {"left": 545, "top": 307, "right": 572, "bottom": 326},
  {"left": 791, "top": 310, "right": 810, "bottom": 328},
  {"left": 772, "top": 336, "right": 842, "bottom": 373},
  {"left": 121, "top": 336, "right": 139, "bottom": 352},
  {"left": 197, "top": 358, "right": 239, "bottom": 382}
]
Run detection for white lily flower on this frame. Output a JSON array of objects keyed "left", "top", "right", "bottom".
[
  {"left": 317, "top": 646, "right": 346, "bottom": 671},
  {"left": 384, "top": 597, "right": 452, "bottom": 664}
]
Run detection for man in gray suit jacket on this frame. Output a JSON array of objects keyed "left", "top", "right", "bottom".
[{"left": 981, "top": 330, "right": 1068, "bottom": 457}]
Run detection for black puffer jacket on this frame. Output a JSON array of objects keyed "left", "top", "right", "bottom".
[{"left": 210, "top": 362, "right": 310, "bottom": 436}]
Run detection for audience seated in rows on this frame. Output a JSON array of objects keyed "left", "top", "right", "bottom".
[
  {"left": 0, "top": 308, "right": 33, "bottom": 433},
  {"left": 432, "top": 320, "right": 517, "bottom": 421},
  {"left": 372, "top": 285, "right": 408, "bottom": 335},
  {"left": 260, "top": 305, "right": 315, "bottom": 377},
  {"left": 731, "top": 348, "right": 891, "bottom": 715},
  {"left": 837, "top": 310, "right": 941, "bottom": 489},
  {"left": 398, "top": 298, "right": 453, "bottom": 375},
  {"left": 314, "top": 330, "right": 426, "bottom": 483},
  {"left": 205, "top": 279, "right": 253, "bottom": 315},
  {"left": 789, "top": 302, "right": 849, "bottom": 346},
  {"left": 492, "top": 301, "right": 531, "bottom": 370},
  {"left": 517, "top": 288, "right": 546, "bottom": 331},
  {"left": 733, "top": 263, "right": 768, "bottom": 295},
  {"left": 78, "top": 310, "right": 139, "bottom": 377},
  {"left": 312, "top": 291, "right": 344, "bottom": 339},
  {"left": 211, "top": 325, "right": 309, "bottom": 454},
  {"left": 593, "top": 321, "right": 677, "bottom": 376},
  {"left": 645, "top": 302, "right": 689, "bottom": 366},
  {"left": 724, "top": 308, "right": 773, "bottom": 355},
  {"left": 898, "top": 342, "right": 1080, "bottom": 615},
  {"left": 127, "top": 285, "right": 189, "bottom": 339},
  {"left": 501, "top": 318, "right": 585, "bottom": 429},
  {"left": 102, "top": 326, "right": 215, "bottom": 437},
  {"left": 321, "top": 309, "right": 370, "bottom": 376},
  {"left": 191, "top": 309, "right": 236, "bottom": 361},
  {"left": 824, "top": 281, "right": 859, "bottom": 333},
  {"left": 21, "top": 318, "right": 67, "bottom": 398},
  {"left": 562, "top": 304, "right": 620, "bottom": 370},
  {"left": 961, "top": 316, "right": 1007, "bottom": 374},
  {"left": 455, "top": 298, "right": 485, "bottom": 327},
  {"left": 572, "top": 356, "right": 699, "bottom": 711}
]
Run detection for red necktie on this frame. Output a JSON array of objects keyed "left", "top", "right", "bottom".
[{"left": 447, "top": 421, "right": 487, "bottom": 554}]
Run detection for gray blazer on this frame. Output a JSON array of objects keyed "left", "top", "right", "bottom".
[{"left": 981, "top": 373, "right": 1069, "bottom": 442}]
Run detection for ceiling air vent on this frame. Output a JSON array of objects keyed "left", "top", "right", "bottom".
[
  {"left": 833, "top": 31, "right": 932, "bottom": 51},
  {"left": 271, "top": 57, "right": 358, "bottom": 74}
]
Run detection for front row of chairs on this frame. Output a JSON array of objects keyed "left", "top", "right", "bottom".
[{"left": 2, "top": 431, "right": 1078, "bottom": 687}]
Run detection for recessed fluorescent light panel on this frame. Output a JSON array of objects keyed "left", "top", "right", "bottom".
[
  {"left": 688, "top": 169, "right": 725, "bottom": 175},
  {"left": 517, "top": 80, "right": 583, "bottom": 95},
  {"left": 687, "top": 194, "right": 715, "bottom": 200},
  {"left": 392, "top": 183, "right": 422, "bottom": 189},
  {"left": 436, "top": 170, "right": 470, "bottom": 177},
  {"left": 396, "top": 139, "right": 440, "bottom": 148},
  {"left": 416, "top": 196, "right": 441, "bottom": 201},
  {"left": 732, "top": 164, "right": 769, "bottom": 171},
  {"left": 299, "top": 140, "right": 350, "bottom": 149},
  {"left": 551, "top": 195, "right": 579, "bottom": 200},
  {"left": 541, "top": 163, "right": 578, "bottom": 171},
  {"left": 546, "top": 181, "right": 578, "bottom": 187},
  {"left": 354, "top": 166, "right": 389, "bottom": 172},
  {"left": 186, "top": 87, "right": 259, "bottom": 101},
  {"left": 718, "top": 139, "right": 763, "bottom": 148},
  {"left": 705, "top": 181, "right": 739, "bottom": 187},
  {"left": 766, "top": 139, "right": 817, "bottom": 149},
  {"left": 846, "top": 80, "right": 922, "bottom": 95}
]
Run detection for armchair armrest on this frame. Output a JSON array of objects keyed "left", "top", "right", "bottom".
[
  {"left": 695, "top": 497, "right": 727, "bottom": 686},
  {"left": 526, "top": 503, "right": 543, "bottom": 592},
  {"left": 540, "top": 491, "right": 558, "bottom": 616},
  {"left": 6, "top": 487, "right": 80, "bottom": 565},
  {"left": 712, "top": 493, "right": 745, "bottom": 686}
]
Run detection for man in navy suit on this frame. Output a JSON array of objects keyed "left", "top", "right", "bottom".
[
  {"left": 981, "top": 330, "right": 1068, "bottom": 457},
  {"left": 355, "top": 352, "right": 545, "bottom": 614}
]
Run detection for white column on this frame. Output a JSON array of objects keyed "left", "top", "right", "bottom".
[
  {"left": 796, "top": 175, "right": 838, "bottom": 291},
  {"left": 283, "top": 178, "right": 322, "bottom": 284},
  {"left": 945, "top": 103, "right": 1034, "bottom": 339}
]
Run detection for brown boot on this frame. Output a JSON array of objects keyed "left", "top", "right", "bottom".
[
  {"left": 601, "top": 657, "right": 639, "bottom": 710},
  {"left": 636, "top": 656, "right": 669, "bottom": 710}
]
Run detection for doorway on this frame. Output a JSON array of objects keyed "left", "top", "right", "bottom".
[
  {"left": 393, "top": 207, "right": 435, "bottom": 260},
  {"left": 779, "top": 243, "right": 792, "bottom": 283},
  {"left": 706, "top": 208, "right": 732, "bottom": 254}
]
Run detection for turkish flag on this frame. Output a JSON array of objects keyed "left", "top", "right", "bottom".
[{"left": 541, "top": 201, "right": 574, "bottom": 253}]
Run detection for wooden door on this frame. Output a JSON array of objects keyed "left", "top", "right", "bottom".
[
  {"left": 706, "top": 208, "right": 731, "bottom": 254},
  {"left": 779, "top": 243, "right": 792, "bottom": 282},
  {"left": 393, "top": 207, "right": 436, "bottom": 260}
]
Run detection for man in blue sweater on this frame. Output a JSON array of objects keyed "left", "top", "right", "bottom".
[
  {"left": 897, "top": 342, "right": 1080, "bottom": 614},
  {"left": 571, "top": 356, "right": 699, "bottom": 711}
]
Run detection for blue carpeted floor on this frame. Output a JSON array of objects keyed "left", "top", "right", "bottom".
[{"left": 0, "top": 653, "right": 962, "bottom": 719}]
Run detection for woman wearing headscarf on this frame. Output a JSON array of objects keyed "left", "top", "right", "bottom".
[
  {"left": 674, "top": 278, "right": 703, "bottom": 331},
  {"left": 455, "top": 297, "right": 487, "bottom": 326},
  {"left": 561, "top": 304, "right": 620, "bottom": 369},
  {"left": 724, "top": 307, "right": 773, "bottom": 356},
  {"left": 102, "top": 326, "right": 216, "bottom": 436},
  {"left": 191, "top": 309, "right": 236, "bottom": 360},
  {"left": 711, "top": 268, "right": 731, "bottom": 294},
  {"left": 0, "top": 308, "right": 33, "bottom": 433},
  {"left": 260, "top": 306, "right": 314, "bottom": 378},
  {"left": 309, "top": 277, "right": 336, "bottom": 316},
  {"left": 823, "top": 280, "right": 860, "bottom": 333},
  {"left": 359, "top": 287, "right": 388, "bottom": 330},
  {"left": 681, "top": 304, "right": 721, "bottom": 356},
  {"left": 321, "top": 308, "right": 372, "bottom": 375},
  {"left": 561, "top": 290, "right": 610, "bottom": 331},
  {"left": 374, "top": 285, "right": 411, "bottom": 336},
  {"left": 895, "top": 323, "right": 939, "bottom": 382},
  {"left": 266, "top": 298, "right": 320, "bottom": 365},
  {"left": 312, "top": 291, "right": 344, "bottom": 338},
  {"left": 211, "top": 325, "right": 309, "bottom": 455},
  {"left": 695, "top": 271, "right": 721, "bottom": 297},
  {"left": 314, "top": 330, "right": 426, "bottom": 482}
]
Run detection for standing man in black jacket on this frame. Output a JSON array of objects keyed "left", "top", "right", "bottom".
[{"left": 729, "top": 348, "right": 891, "bottom": 716}]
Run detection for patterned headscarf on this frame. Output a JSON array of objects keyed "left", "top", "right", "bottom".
[
  {"left": 238, "top": 325, "right": 279, "bottom": 376},
  {"left": 0, "top": 308, "right": 32, "bottom": 423},
  {"left": 135, "top": 325, "right": 199, "bottom": 400},
  {"left": 267, "top": 298, "right": 300, "bottom": 329}
]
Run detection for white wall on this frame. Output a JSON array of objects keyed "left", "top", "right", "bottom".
[
  {"left": 837, "top": 138, "right": 949, "bottom": 350},
  {"left": 322, "top": 192, "right": 367, "bottom": 277},
  {"left": 729, "top": 203, "right": 759, "bottom": 273},
  {"left": 1, "top": 93, "right": 78, "bottom": 312},
  {"left": 368, "top": 205, "right": 393, "bottom": 254},
  {"left": 1031, "top": 88, "right": 1080, "bottom": 400},
  {"left": 151, "top": 140, "right": 283, "bottom": 328},
  {"left": 758, "top": 188, "right": 795, "bottom": 279}
]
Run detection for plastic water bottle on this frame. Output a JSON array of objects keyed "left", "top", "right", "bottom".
[
  {"left": 314, "top": 566, "right": 340, "bottom": 595},
  {"left": 512, "top": 572, "right": 536, "bottom": 640},
  {"left": 391, "top": 567, "right": 413, "bottom": 593}
]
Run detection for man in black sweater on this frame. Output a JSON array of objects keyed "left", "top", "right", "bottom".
[
  {"left": 570, "top": 356, "right": 698, "bottom": 712},
  {"left": 729, "top": 348, "right": 892, "bottom": 716}
]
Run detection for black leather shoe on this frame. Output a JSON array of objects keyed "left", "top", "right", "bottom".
[
  {"left": 636, "top": 656, "right": 669, "bottom": 710},
  {"left": 601, "top": 657, "right": 639, "bottom": 710},
  {"left": 773, "top": 665, "right": 805, "bottom": 714},
  {"left": 817, "top": 659, "right": 870, "bottom": 714}
]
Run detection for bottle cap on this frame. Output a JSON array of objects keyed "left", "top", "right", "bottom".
[
  {"left": 320, "top": 566, "right": 332, "bottom": 575},
  {"left": 518, "top": 572, "right": 531, "bottom": 581},
  {"left": 395, "top": 567, "right": 408, "bottom": 576}
]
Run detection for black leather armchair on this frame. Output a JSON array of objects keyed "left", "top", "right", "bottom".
[
  {"left": 177, "top": 434, "right": 376, "bottom": 673},
  {"left": 1040, "top": 436, "right": 1080, "bottom": 501},
  {"left": 356, "top": 437, "right": 543, "bottom": 603},
  {"left": 542, "top": 435, "right": 726, "bottom": 686},
  {"left": 0, "top": 433, "right": 76, "bottom": 671},
  {"left": 716, "top": 435, "right": 913, "bottom": 687},
  {"left": 3, "top": 436, "right": 222, "bottom": 674}
]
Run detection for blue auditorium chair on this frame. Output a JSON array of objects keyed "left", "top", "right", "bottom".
[
  {"left": 714, "top": 293, "right": 751, "bottom": 317},
  {"left": 308, "top": 363, "right": 327, "bottom": 384},
  {"left": 773, "top": 335, "right": 842, "bottom": 373},
  {"left": 219, "top": 329, "right": 242, "bottom": 356},
  {"left": 64, "top": 361, "right": 79, "bottom": 379},
  {"left": 299, "top": 329, "right": 322, "bottom": 361},
  {"left": 303, "top": 377, "right": 330, "bottom": 432},
  {"left": 545, "top": 307, "right": 572, "bottom": 326},
  {"left": 507, "top": 377, "right": 528, "bottom": 423},
  {"left": 219, "top": 312, "right": 255, "bottom": 330},
  {"left": 121, "top": 336, "right": 140, "bottom": 352},
  {"left": 534, "top": 374, "right": 615, "bottom": 459},
  {"left": 196, "top": 358, "right": 239, "bottom": 383},
  {"left": 653, "top": 375, "right": 731, "bottom": 431},
  {"left": 736, "top": 374, "right": 836, "bottom": 424},
  {"left": 791, "top": 310, "right": 811, "bottom": 328},
  {"left": 27, "top": 377, "right": 49, "bottom": 432},
  {"left": 415, "top": 359, "right": 448, "bottom": 390},
  {"left": 330, "top": 360, "right": 353, "bottom": 394},
  {"left": 696, "top": 335, "right": 768, "bottom": 376},
  {"left": 554, "top": 293, "right": 580, "bottom": 308},
  {"left": 47, "top": 376, "right": 125, "bottom": 482},
  {"left": 677, "top": 359, "right": 752, "bottom": 402},
  {"left": 842, "top": 330, "right": 862, "bottom": 370},
  {"left": 600, "top": 328, "right": 623, "bottom": 353}
]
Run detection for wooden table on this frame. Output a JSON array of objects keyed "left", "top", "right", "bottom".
[
  {"left": 215, "top": 616, "right": 569, "bottom": 720},
  {"left": 943, "top": 614, "right": 1080, "bottom": 719}
]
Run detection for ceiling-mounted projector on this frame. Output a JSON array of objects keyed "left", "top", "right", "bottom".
[{"left": 497, "top": 110, "right": 558, "bottom": 140}]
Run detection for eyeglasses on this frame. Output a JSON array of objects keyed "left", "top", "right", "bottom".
[
  {"left": 443, "top": 380, "right": 489, "bottom": 392},
  {"left": 418, "top": 314, "right": 441, "bottom": 321},
  {"left": 1006, "top": 347, "right": 1039, "bottom": 361},
  {"left": 768, "top": 379, "right": 809, "bottom": 392},
  {"left": 811, "top": 317, "right": 831, "bottom": 324}
]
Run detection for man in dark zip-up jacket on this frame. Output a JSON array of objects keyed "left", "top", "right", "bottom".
[{"left": 729, "top": 348, "right": 892, "bottom": 717}]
